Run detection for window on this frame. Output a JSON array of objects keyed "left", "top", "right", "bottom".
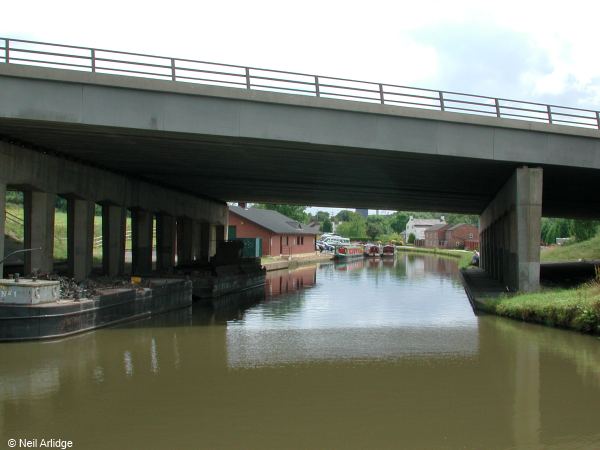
[
  {"left": 286, "top": 236, "right": 289, "bottom": 246},
  {"left": 297, "top": 236, "right": 300, "bottom": 245}
]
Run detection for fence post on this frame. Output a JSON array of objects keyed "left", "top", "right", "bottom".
[
  {"left": 547, "top": 105, "right": 553, "bottom": 124},
  {"left": 171, "top": 58, "right": 176, "bottom": 81},
  {"left": 495, "top": 98, "right": 501, "bottom": 118},
  {"left": 91, "top": 49, "right": 96, "bottom": 72},
  {"left": 439, "top": 92, "right": 445, "bottom": 111},
  {"left": 379, "top": 84, "right": 384, "bottom": 104},
  {"left": 315, "top": 76, "right": 320, "bottom": 97},
  {"left": 245, "top": 67, "right": 251, "bottom": 89},
  {"left": 596, "top": 111, "right": 600, "bottom": 130},
  {"left": 5, "top": 39, "right": 9, "bottom": 64}
]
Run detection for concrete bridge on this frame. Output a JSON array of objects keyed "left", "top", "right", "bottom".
[{"left": 1, "top": 38, "right": 599, "bottom": 291}]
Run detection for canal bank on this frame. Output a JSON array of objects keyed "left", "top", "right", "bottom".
[
  {"left": 397, "top": 246, "right": 474, "bottom": 268},
  {"left": 461, "top": 264, "right": 600, "bottom": 335},
  {"left": 261, "top": 252, "right": 333, "bottom": 271}
]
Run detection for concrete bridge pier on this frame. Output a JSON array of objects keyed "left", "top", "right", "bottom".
[
  {"left": 177, "top": 217, "right": 194, "bottom": 265},
  {"left": 24, "top": 191, "right": 56, "bottom": 275},
  {"left": 156, "top": 214, "right": 176, "bottom": 271},
  {"left": 67, "top": 197, "right": 95, "bottom": 281},
  {"left": 102, "top": 204, "right": 126, "bottom": 277},
  {"left": 131, "top": 209, "right": 154, "bottom": 275},
  {"left": 479, "top": 167, "right": 543, "bottom": 292}
]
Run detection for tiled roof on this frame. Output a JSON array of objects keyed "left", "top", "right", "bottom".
[
  {"left": 426, "top": 223, "right": 450, "bottom": 232},
  {"left": 230, "top": 206, "right": 318, "bottom": 235}
]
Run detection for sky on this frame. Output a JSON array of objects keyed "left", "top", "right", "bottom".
[{"left": 3, "top": 0, "right": 599, "bottom": 215}]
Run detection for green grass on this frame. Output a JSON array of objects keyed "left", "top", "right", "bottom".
[
  {"left": 541, "top": 233, "right": 600, "bottom": 262},
  {"left": 484, "top": 282, "right": 600, "bottom": 334},
  {"left": 397, "top": 246, "right": 475, "bottom": 269},
  {"left": 4, "top": 203, "right": 133, "bottom": 263}
]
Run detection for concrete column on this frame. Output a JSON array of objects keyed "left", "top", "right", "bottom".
[
  {"left": 67, "top": 198, "right": 95, "bottom": 281},
  {"left": 480, "top": 167, "right": 542, "bottom": 292},
  {"left": 209, "top": 224, "right": 217, "bottom": 258},
  {"left": 199, "top": 222, "right": 210, "bottom": 262},
  {"left": 131, "top": 209, "right": 153, "bottom": 275},
  {"left": 216, "top": 224, "right": 226, "bottom": 243},
  {"left": 102, "top": 205, "right": 126, "bottom": 277},
  {"left": 156, "top": 214, "right": 176, "bottom": 271},
  {"left": 177, "top": 217, "right": 193, "bottom": 266},
  {"left": 0, "top": 181, "right": 5, "bottom": 277},
  {"left": 24, "top": 191, "right": 56, "bottom": 275}
]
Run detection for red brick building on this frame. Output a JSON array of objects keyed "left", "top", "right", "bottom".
[
  {"left": 444, "top": 224, "right": 479, "bottom": 250},
  {"left": 228, "top": 206, "right": 319, "bottom": 256},
  {"left": 424, "top": 224, "right": 450, "bottom": 248}
]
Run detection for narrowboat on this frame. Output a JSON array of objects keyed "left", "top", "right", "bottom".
[
  {"left": 382, "top": 244, "right": 396, "bottom": 257},
  {"left": 364, "top": 243, "right": 382, "bottom": 257},
  {"left": 334, "top": 245, "right": 365, "bottom": 259}
]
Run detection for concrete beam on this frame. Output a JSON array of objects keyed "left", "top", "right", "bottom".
[
  {"left": 0, "top": 181, "right": 5, "bottom": 276},
  {"left": 67, "top": 198, "right": 94, "bottom": 281},
  {"left": 102, "top": 205, "right": 126, "bottom": 277},
  {"left": 131, "top": 209, "right": 153, "bottom": 275},
  {"left": 156, "top": 214, "right": 176, "bottom": 271},
  {"left": 0, "top": 142, "right": 227, "bottom": 225},
  {"left": 480, "top": 167, "right": 543, "bottom": 292},
  {"left": 24, "top": 191, "right": 55, "bottom": 275}
]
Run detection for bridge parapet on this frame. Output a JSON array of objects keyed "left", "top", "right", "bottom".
[{"left": 1, "top": 36, "right": 598, "bottom": 130}]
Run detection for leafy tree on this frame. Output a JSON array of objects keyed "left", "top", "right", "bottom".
[
  {"left": 541, "top": 218, "right": 571, "bottom": 244},
  {"left": 315, "top": 211, "right": 330, "bottom": 222},
  {"left": 336, "top": 215, "right": 366, "bottom": 238},
  {"left": 321, "top": 219, "right": 333, "bottom": 233},
  {"left": 571, "top": 219, "right": 598, "bottom": 242},
  {"left": 365, "top": 215, "right": 388, "bottom": 240},
  {"left": 254, "top": 203, "right": 308, "bottom": 223},
  {"left": 335, "top": 210, "right": 356, "bottom": 222},
  {"left": 408, "top": 233, "right": 416, "bottom": 244},
  {"left": 386, "top": 212, "right": 409, "bottom": 234}
]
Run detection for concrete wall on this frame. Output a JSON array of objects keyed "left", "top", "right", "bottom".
[{"left": 480, "top": 167, "right": 543, "bottom": 292}]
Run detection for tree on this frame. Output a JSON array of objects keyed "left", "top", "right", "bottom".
[
  {"left": 335, "top": 210, "right": 356, "bottom": 222},
  {"left": 254, "top": 203, "right": 308, "bottom": 223},
  {"left": 386, "top": 212, "right": 410, "bottom": 234},
  {"left": 336, "top": 215, "right": 366, "bottom": 238},
  {"left": 365, "top": 215, "right": 388, "bottom": 240},
  {"left": 321, "top": 219, "right": 333, "bottom": 233},
  {"left": 408, "top": 233, "right": 416, "bottom": 244},
  {"left": 315, "top": 211, "right": 330, "bottom": 222},
  {"left": 571, "top": 219, "right": 598, "bottom": 242}
]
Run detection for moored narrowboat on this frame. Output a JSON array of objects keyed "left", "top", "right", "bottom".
[
  {"left": 364, "top": 243, "right": 382, "bottom": 257},
  {"left": 382, "top": 244, "right": 396, "bottom": 257},
  {"left": 334, "top": 245, "right": 364, "bottom": 259}
]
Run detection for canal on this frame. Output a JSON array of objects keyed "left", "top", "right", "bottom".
[{"left": 1, "top": 254, "right": 599, "bottom": 449}]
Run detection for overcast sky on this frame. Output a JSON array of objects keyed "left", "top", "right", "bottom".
[{"left": 3, "top": 0, "right": 599, "bottom": 214}]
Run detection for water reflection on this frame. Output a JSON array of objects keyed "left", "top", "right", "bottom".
[{"left": 0, "top": 254, "right": 600, "bottom": 449}]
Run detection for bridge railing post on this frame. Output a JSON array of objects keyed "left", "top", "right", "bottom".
[
  {"left": 5, "top": 38, "right": 9, "bottom": 64},
  {"left": 245, "top": 67, "right": 251, "bottom": 90},
  {"left": 547, "top": 105, "right": 553, "bottom": 124},
  {"left": 171, "top": 58, "right": 176, "bottom": 81},
  {"left": 90, "top": 48, "right": 96, "bottom": 72},
  {"left": 495, "top": 98, "right": 501, "bottom": 118},
  {"left": 596, "top": 111, "right": 600, "bottom": 130},
  {"left": 439, "top": 91, "right": 445, "bottom": 111},
  {"left": 315, "top": 76, "right": 320, "bottom": 97},
  {"left": 379, "top": 84, "right": 384, "bottom": 104}
]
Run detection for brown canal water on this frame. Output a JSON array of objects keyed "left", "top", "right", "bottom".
[{"left": 1, "top": 254, "right": 600, "bottom": 449}]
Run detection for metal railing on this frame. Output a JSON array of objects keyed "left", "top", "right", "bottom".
[{"left": 1, "top": 36, "right": 599, "bottom": 130}]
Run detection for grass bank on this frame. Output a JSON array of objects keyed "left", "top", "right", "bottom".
[
  {"left": 396, "top": 246, "right": 474, "bottom": 269},
  {"left": 483, "top": 281, "right": 600, "bottom": 335},
  {"left": 541, "top": 233, "right": 600, "bottom": 262}
]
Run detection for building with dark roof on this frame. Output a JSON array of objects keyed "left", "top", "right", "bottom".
[
  {"left": 228, "top": 206, "right": 319, "bottom": 256},
  {"left": 424, "top": 223, "right": 450, "bottom": 248}
]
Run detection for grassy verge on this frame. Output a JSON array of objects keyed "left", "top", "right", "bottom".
[
  {"left": 484, "top": 282, "right": 600, "bottom": 335},
  {"left": 541, "top": 233, "right": 600, "bottom": 262},
  {"left": 397, "top": 246, "right": 474, "bottom": 269}
]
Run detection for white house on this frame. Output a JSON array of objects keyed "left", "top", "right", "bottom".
[{"left": 403, "top": 216, "right": 446, "bottom": 241}]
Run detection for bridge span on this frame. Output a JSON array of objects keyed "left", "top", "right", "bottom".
[{"left": 0, "top": 38, "right": 599, "bottom": 291}]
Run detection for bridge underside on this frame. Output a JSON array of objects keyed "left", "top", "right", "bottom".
[{"left": 0, "top": 118, "right": 598, "bottom": 217}]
